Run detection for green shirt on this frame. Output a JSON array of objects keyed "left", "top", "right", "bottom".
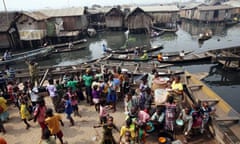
[
  {"left": 83, "top": 75, "right": 93, "bottom": 87},
  {"left": 67, "top": 80, "right": 78, "bottom": 91}
]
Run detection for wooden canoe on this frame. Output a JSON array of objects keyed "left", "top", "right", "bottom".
[
  {"left": 105, "top": 44, "right": 163, "bottom": 54},
  {"left": 53, "top": 46, "right": 87, "bottom": 54},
  {"left": 157, "top": 52, "right": 212, "bottom": 64},
  {"left": 109, "top": 54, "right": 153, "bottom": 62},
  {"left": 185, "top": 71, "right": 240, "bottom": 144},
  {"left": 151, "top": 25, "right": 178, "bottom": 33},
  {"left": 51, "top": 39, "right": 87, "bottom": 48},
  {"left": 150, "top": 30, "right": 165, "bottom": 38},
  {"left": 0, "top": 46, "right": 54, "bottom": 66}
]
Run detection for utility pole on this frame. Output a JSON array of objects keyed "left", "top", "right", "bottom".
[{"left": 2, "top": 0, "right": 9, "bottom": 24}]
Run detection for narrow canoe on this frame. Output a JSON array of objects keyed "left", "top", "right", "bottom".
[
  {"left": 52, "top": 39, "right": 87, "bottom": 48},
  {"left": 157, "top": 52, "right": 211, "bottom": 64},
  {"left": 0, "top": 46, "right": 54, "bottom": 66},
  {"left": 185, "top": 71, "right": 240, "bottom": 144},
  {"left": 109, "top": 54, "right": 152, "bottom": 62},
  {"left": 105, "top": 44, "right": 163, "bottom": 54},
  {"left": 53, "top": 46, "right": 87, "bottom": 54}
]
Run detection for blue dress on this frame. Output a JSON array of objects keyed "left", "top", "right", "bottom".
[{"left": 65, "top": 100, "right": 73, "bottom": 119}]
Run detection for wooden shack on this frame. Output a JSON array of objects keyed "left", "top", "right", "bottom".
[
  {"left": 224, "top": 0, "right": 240, "bottom": 18},
  {"left": 141, "top": 5, "right": 179, "bottom": 26},
  {"left": 15, "top": 11, "right": 48, "bottom": 48},
  {"left": 105, "top": 7, "right": 124, "bottom": 30},
  {"left": 85, "top": 7, "right": 110, "bottom": 31},
  {"left": 194, "top": 5, "right": 234, "bottom": 22},
  {"left": 180, "top": 2, "right": 207, "bottom": 20},
  {"left": 0, "top": 12, "right": 21, "bottom": 50},
  {"left": 40, "top": 7, "right": 88, "bottom": 43},
  {"left": 125, "top": 7, "right": 153, "bottom": 34}
]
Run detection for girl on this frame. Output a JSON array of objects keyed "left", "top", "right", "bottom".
[
  {"left": 63, "top": 95, "right": 74, "bottom": 126},
  {"left": 165, "top": 96, "right": 177, "bottom": 132},
  {"left": 92, "top": 85, "right": 101, "bottom": 112},
  {"left": 20, "top": 97, "right": 31, "bottom": 129},
  {"left": 99, "top": 101, "right": 109, "bottom": 124},
  {"left": 34, "top": 97, "right": 47, "bottom": 138},
  {"left": 67, "top": 87, "right": 81, "bottom": 117}
]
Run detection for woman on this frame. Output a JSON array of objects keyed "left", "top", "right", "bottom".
[{"left": 165, "top": 96, "right": 177, "bottom": 132}]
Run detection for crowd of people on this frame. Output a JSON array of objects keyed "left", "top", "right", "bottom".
[{"left": 0, "top": 61, "right": 216, "bottom": 144}]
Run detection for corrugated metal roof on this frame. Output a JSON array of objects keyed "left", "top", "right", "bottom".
[
  {"left": 140, "top": 5, "right": 179, "bottom": 12},
  {"left": 181, "top": 2, "right": 206, "bottom": 10},
  {"left": 0, "top": 12, "right": 17, "bottom": 32},
  {"left": 40, "top": 7, "right": 84, "bottom": 17},
  {"left": 22, "top": 11, "right": 48, "bottom": 21},
  {"left": 198, "top": 5, "right": 233, "bottom": 11},
  {"left": 223, "top": 0, "right": 240, "bottom": 8}
]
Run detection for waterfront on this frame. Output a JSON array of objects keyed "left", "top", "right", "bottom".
[{"left": 7, "top": 21, "right": 240, "bottom": 113}]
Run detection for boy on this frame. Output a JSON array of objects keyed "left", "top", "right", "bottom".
[{"left": 45, "top": 108, "right": 64, "bottom": 144}]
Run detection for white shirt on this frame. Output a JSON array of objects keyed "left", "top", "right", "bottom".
[{"left": 46, "top": 85, "right": 57, "bottom": 97}]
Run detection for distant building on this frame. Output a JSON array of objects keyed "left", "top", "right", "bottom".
[
  {"left": 105, "top": 7, "right": 124, "bottom": 30},
  {"left": 15, "top": 11, "right": 48, "bottom": 48},
  {"left": 125, "top": 7, "right": 153, "bottom": 34},
  {"left": 0, "top": 12, "right": 20, "bottom": 50},
  {"left": 40, "top": 7, "right": 88, "bottom": 42},
  {"left": 140, "top": 5, "right": 180, "bottom": 26},
  {"left": 180, "top": 3, "right": 233, "bottom": 22},
  {"left": 180, "top": 2, "right": 207, "bottom": 20},
  {"left": 223, "top": 0, "right": 240, "bottom": 17},
  {"left": 85, "top": 7, "right": 111, "bottom": 31}
]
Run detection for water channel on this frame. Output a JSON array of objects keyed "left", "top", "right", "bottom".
[{"left": 15, "top": 20, "right": 240, "bottom": 113}]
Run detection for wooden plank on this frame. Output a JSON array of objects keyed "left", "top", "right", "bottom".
[
  {"left": 198, "top": 98, "right": 219, "bottom": 103},
  {"left": 188, "top": 84, "right": 203, "bottom": 88},
  {"left": 215, "top": 116, "right": 240, "bottom": 122},
  {"left": 39, "top": 69, "right": 49, "bottom": 87}
]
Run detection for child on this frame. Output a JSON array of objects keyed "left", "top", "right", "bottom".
[
  {"left": 45, "top": 108, "right": 65, "bottom": 144},
  {"left": 33, "top": 97, "right": 47, "bottom": 138},
  {"left": 124, "top": 92, "right": 132, "bottom": 115},
  {"left": 39, "top": 128, "right": 56, "bottom": 144},
  {"left": 20, "top": 98, "right": 31, "bottom": 129},
  {"left": 67, "top": 87, "right": 80, "bottom": 117},
  {"left": 137, "top": 123, "right": 148, "bottom": 144},
  {"left": 63, "top": 95, "right": 75, "bottom": 126},
  {"left": 93, "top": 116, "right": 119, "bottom": 144},
  {"left": 92, "top": 85, "right": 101, "bottom": 112},
  {"left": 99, "top": 101, "right": 109, "bottom": 124}
]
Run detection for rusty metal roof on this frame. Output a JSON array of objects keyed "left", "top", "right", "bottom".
[
  {"left": 198, "top": 5, "right": 233, "bottom": 11},
  {"left": 40, "top": 7, "right": 84, "bottom": 17},
  {"left": 22, "top": 11, "right": 48, "bottom": 21},
  {"left": 0, "top": 12, "right": 18, "bottom": 32},
  {"left": 140, "top": 5, "right": 180, "bottom": 12}
]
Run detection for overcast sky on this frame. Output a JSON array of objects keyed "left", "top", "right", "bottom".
[{"left": 1, "top": 0, "right": 196, "bottom": 11}]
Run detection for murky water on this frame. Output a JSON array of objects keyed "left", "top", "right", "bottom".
[{"left": 13, "top": 20, "right": 240, "bottom": 112}]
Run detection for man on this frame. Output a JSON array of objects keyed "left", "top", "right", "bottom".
[{"left": 26, "top": 60, "right": 39, "bottom": 86}]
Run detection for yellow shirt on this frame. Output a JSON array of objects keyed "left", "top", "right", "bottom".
[
  {"left": 0, "top": 97, "right": 7, "bottom": 112},
  {"left": 120, "top": 126, "right": 136, "bottom": 138},
  {"left": 140, "top": 53, "right": 148, "bottom": 60},
  {"left": 45, "top": 115, "right": 62, "bottom": 134},
  {"left": 171, "top": 81, "right": 183, "bottom": 91},
  {"left": 20, "top": 104, "right": 31, "bottom": 119}
]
